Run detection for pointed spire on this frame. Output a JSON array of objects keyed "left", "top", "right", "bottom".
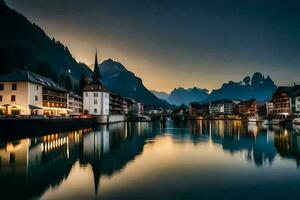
[
  {"left": 94, "top": 49, "right": 98, "bottom": 69},
  {"left": 92, "top": 49, "right": 102, "bottom": 84},
  {"left": 92, "top": 165, "right": 101, "bottom": 197}
]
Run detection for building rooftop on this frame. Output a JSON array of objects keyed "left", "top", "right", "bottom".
[
  {"left": 210, "top": 99, "right": 240, "bottom": 105},
  {"left": 275, "top": 86, "right": 295, "bottom": 95},
  {"left": 83, "top": 83, "right": 107, "bottom": 92},
  {"left": 69, "top": 92, "right": 83, "bottom": 100},
  {"left": 0, "top": 70, "right": 67, "bottom": 92}
]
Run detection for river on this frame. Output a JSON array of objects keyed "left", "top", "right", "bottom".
[{"left": 0, "top": 120, "right": 300, "bottom": 200}]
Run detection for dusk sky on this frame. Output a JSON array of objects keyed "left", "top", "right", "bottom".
[{"left": 6, "top": 0, "right": 300, "bottom": 92}]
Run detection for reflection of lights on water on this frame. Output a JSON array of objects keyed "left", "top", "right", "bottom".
[
  {"left": 67, "top": 138, "right": 69, "bottom": 159},
  {"left": 41, "top": 137, "right": 68, "bottom": 153},
  {"left": 125, "top": 122, "right": 128, "bottom": 138}
]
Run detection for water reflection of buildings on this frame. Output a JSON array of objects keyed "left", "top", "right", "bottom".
[
  {"left": 79, "top": 122, "right": 154, "bottom": 196},
  {"left": 186, "top": 120, "right": 300, "bottom": 168},
  {"left": 0, "top": 122, "right": 154, "bottom": 199},
  {"left": 0, "top": 130, "right": 85, "bottom": 199},
  {"left": 186, "top": 120, "right": 277, "bottom": 167},
  {"left": 274, "top": 126, "right": 300, "bottom": 168}
]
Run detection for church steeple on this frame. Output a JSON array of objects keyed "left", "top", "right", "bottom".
[{"left": 92, "top": 49, "right": 102, "bottom": 84}]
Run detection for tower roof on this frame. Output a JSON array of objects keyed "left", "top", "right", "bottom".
[
  {"left": 91, "top": 50, "right": 102, "bottom": 84},
  {"left": 84, "top": 50, "right": 107, "bottom": 92}
]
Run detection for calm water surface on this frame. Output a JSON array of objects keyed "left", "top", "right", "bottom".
[{"left": 1, "top": 120, "right": 300, "bottom": 200}]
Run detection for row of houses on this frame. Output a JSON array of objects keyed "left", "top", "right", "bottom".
[
  {"left": 188, "top": 99, "right": 258, "bottom": 117},
  {"left": 267, "top": 84, "right": 300, "bottom": 117},
  {"left": 0, "top": 53, "right": 144, "bottom": 117}
]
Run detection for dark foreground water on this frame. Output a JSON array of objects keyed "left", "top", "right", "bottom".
[{"left": 1, "top": 120, "right": 300, "bottom": 200}]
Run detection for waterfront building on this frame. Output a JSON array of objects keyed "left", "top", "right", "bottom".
[
  {"left": 0, "top": 70, "right": 68, "bottom": 116},
  {"left": 83, "top": 51, "right": 110, "bottom": 117},
  {"left": 209, "top": 100, "right": 239, "bottom": 115},
  {"left": 238, "top": 99, "right": 257, "bottom": 116},
  {"left": 123, "top": 98, "right": 144, "bottom": 114},
  {"left": 68, "top": 92, "right": 83, "bottom": 115},
  {"left": 266, "top": 101, "right": 274, "bottom": 116},
  {"left": 270, "top": 86, "right": 295, "bottom": 116},
  {"left": 144, "top": 106, "right": 162, "bottom": 115},
  {"left": 109, "top": 92, "right": 124, "bottom": 114},
  {"left": 188, "top": 102, "right": 209, "bottom": 116},
  {"left": 172, "top": 104, "right": 187, "bottom": 115},
  {"left": 289, "top": 88, "right": 300, "bottom": 115}
]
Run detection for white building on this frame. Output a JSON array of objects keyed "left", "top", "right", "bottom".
[
  {"left": 266, "top": 101, "right": 274, "bottom": 116},
  {"left": 68, "top": 92, "right": 83, "bottom": 116},
  {"left": 209, "top": 100, "right": 239, "bottom": 115},
  {"left": 0, "top": 70, "right": 69, "bottom": 116},
  {"left": 83, "top": 51, "right": 109, "bottom": 116}
]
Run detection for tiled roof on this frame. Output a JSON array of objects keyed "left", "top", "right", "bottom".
[
  {"left": 69, "top": 92, "right": 83, "bottom": 100},
  {"left": 83, "top": 83, "right": 107, "bottom": 92},
  {"left": 0, "top": 70, "right": 66, "bottom": 92}
]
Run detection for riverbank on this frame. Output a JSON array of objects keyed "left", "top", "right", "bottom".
[{"left": 0, "top": 116, "right": 95, "bottom": 140}]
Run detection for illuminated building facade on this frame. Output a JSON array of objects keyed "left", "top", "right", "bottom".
[
  {"left": 0, "top": 70, "right": 69, "bottom": 116},
  {"left": 238, "top": 99, "right": 257, "bottom": 116}
]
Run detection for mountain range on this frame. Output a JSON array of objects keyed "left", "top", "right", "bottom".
[
  {"left": 152, "top": 72, "right": 277, "bottom": 105},
  {"left": 98, "top": 59, "right": 169, "bottom": 108},
  {"left": 0, "top": 0, "right": 277, "bottom": 108},
  {"left": 0, "top": 1, "right": 169, "bottom": 108},
  {"left": 152, "top": 87, "right": 209, "bottom": 105},
  {"left": 206, "top": 72, "right": 277, "bottom": 102}
]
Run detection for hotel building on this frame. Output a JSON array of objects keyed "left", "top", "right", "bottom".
[
  {"left": 238, "top": 99, "right": 257, "bottom": 116},
  {"left": 270, "top": 86, "right": 295, "bottom": 116},
  {"left": 0, "top": 70, "right": 69, "bottom": 116},
  {"left": 209, "top": 100, "right": 240, "bottom": 115}
]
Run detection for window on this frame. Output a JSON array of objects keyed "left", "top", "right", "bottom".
[
  {"left": 36, "top": 85, "right": 39, "bottom": 90},
  {"left": 0, "top": 84, "right": 3, "bottom": 90},
  {"left": 11, "top": 95, "right": 16, "bottom": 101},
  {"left": 0, "top": 95, "right": 2, "bottom": 101},
  {"left": 94, "top": 108, "right": 97, "bottom": 113},
  {"left": 94, "top": 93, "right": 98, "bottom": 97},
  {"left": 12, "top": 83, "right": 17, "bottom": 90},
  {"left": 94, "top": 99, "right": 97, "bottom": 104},
  {"left": 85, "top": 92, "right": 88, "bottom": 97},
  {"left": 35, "top": 95, "right": 38, "bottom": 101}
]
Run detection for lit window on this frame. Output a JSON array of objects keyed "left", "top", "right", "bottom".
[
  {"left": 11, "top": 95, "right": 16, "bottom": 101},
  {"left": 0, "top": 84, "right": 3, "bottom": 90},
  {"left": 12, "top": 83, "right": 17, "bottom": 90}
]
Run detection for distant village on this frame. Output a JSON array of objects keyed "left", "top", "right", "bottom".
[
  {"left": 0, "top": 51, "right": 299, "bottom": 125},
  {"left": 0, "top": 52, "right": 144, "bottom": 124},
  {"left": 187, "top": 84, "right": 300, "bottom": 125}
]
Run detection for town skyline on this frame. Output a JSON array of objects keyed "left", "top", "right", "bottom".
[{"left": 6, "top": 0, "right": 300, "bottom": 92}]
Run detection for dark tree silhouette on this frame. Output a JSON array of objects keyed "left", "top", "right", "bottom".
[
  {"left": 79, "top": 74, "right": 89, "bottom": 93},
  {"left": 37, "top": 62, "right": 58, "bottom": 82},
  {"left": 65, "top": 75, "right": 72, "bottom": 90}
]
